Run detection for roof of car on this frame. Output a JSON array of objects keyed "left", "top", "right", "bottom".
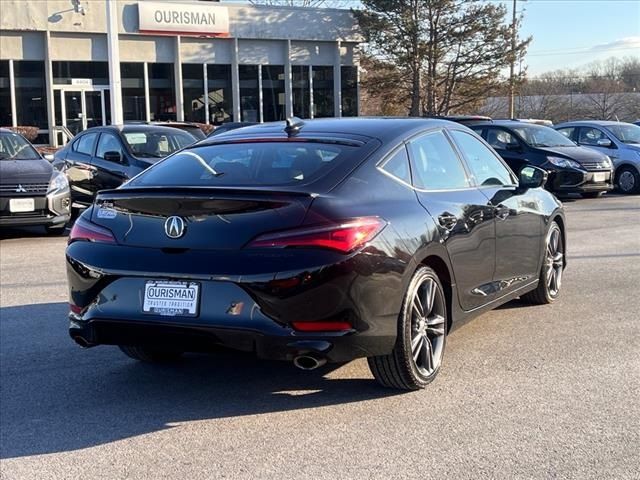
[
  {"left": 469, "top": 119, "right": 552, "bottom": 128},
  {"left": 87, "top": 124, "right": 197, "bottom": 134},
  {"left": 202, "top": 117, "right": 466, "bottom": 144},
  {"left": 554, "top": 120, "right": 636, "bottom": 128}
]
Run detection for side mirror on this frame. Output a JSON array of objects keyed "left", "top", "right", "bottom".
[
  {"left": 597, "top": 138, "right": 612, "bottom": 148},
  {"left": 103, "top": 151, "right": 124, "bottom": 164},
  {"left": 43, "top": 153, "right": 54, "bottom": 162},
  {"left": 519, "top": 165, "right": 548, "bottom": 189}
]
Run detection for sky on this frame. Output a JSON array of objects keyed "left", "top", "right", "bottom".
[{"left": 502, "top": 0, "right": 640, "bottom": 76}]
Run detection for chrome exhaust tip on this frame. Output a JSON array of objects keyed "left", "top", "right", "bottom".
[{"left": 293, "top": 355, "right": 327, "bottom": 371}]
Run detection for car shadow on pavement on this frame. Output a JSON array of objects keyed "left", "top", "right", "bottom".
[{"left": 0, "top": 302, "right": 400, "bottom": 459}]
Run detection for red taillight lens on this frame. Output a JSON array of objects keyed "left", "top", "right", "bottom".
[
  {"left": 68, "top": 217, "right": 116, "bottom": 244},
  {"left": 69, "top": 303, "right": 84, "bottom": 314},
  {"left": 248, "top": 217, "right": 386, "bottom": 253},
  {"left": 292, "top": 321, "right": 353, "bottom": 332}
]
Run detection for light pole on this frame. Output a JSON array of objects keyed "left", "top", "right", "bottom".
[
  {"left": 508, "top": 0, "right": 518, "bottom": 119},
  {"left": 106, "top": 0, "right": 123, "bottom": 125}
]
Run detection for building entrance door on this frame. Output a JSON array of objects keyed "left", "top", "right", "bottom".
[{"left": 53, "top": 87, "right": 109, "bottom": 145}]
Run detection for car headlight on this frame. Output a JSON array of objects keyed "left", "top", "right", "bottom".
[
  {"left": 547, "top": 156, "right": 583, "bottom": 169},
  {"left": 48, "top": 170, "right": 69, "bottom": 194},
  {"left": 602, "top": 156, "right": 613, "bottom": 168}
]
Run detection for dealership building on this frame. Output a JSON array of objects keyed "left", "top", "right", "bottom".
[{"left": 0, "top": 0, "right": 361, "bottom": 145}]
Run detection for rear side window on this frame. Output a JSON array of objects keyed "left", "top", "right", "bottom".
[
  {"left": 73, "top": 132, "right": 98, "bottom": 156},
  {"left": 407, "top": 131, "right": 469, "bottom": 190},
  {"left": 380, "top": 147, "right": 411, "bottom": 184},
  {"left": 130, "top": 142, "right": 358, "bottom": 187}
]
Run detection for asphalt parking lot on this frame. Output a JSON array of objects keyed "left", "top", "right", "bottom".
[{"left": 1, "top": 194, "right": 639, "bottom": 480}]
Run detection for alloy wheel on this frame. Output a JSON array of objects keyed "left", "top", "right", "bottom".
[
  {"left": 545, "top": 224, "right": 564, "bottom": 297},
  {"left": 410, "top": 277, "right": 446, "bottom": 376},
  {"left": 618, "top": 170, "right": 636, "bottom": 193}
]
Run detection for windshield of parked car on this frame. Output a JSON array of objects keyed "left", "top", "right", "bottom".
[
  {"left": 122, "top": 129, "right": 195, "bottom": 159},
  {"left": 0, "top": 132, "right": 41, "bottom": 160},
  {"left": 606, "top": 124, "right": 640, "bottom": 144},
  {"left": 512, "top": 125, "right": 576, "bottom": 148},
  {"left": 130, "top": 141, "right": 357, "bottom": 187}
]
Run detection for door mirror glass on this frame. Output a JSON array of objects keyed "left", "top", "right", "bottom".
[
  {"left": 597, "top": 138, "right": 612, "bottom": 147},
  {"left": 103, "top": 151, "right": 123, "bottom": 164},
  {"left": 43, "top": 153, "right": 54, "bottom": 162},
  {"left": 519, "top": 166, "right": 547, "bottom": 189}
]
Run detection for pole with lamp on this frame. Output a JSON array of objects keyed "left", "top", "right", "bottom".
[{"left": 106, "top": 0, "right": 124, "bottom": 125}]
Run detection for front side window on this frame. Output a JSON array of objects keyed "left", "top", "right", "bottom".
[
  {"left": 486, "top": 128, "right": 519, "bottom": 150},
  {"left": 579, "top": 127, "right": 609, "bottom": 146},
  {"left": 74, "top": 132, "right": 98, "bottom": 156},
  {"left": 130, "top": 142, "right": 357, "bottom": 187},
  {"left": 556, "top": 127, "right": 577, "bottom": 141},
  {"left": 123, "top": 129, "right": 193, "bottom": 159},
  {"left": 96, "top": 133, "right": 123, "bottom": 160},
  {"left": 450, "top": 130, "right": 515, "bottom": 187},
  {"left": 0, "top": 132, "right": 40, "bottom": 160},
  {"left": 408, "top": 131, "right": 469, "bottom": 190},
  {"left": 512, "top": 125, "right": 575, "bottom": 148}
]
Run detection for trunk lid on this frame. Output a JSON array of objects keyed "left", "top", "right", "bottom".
[{"left": 92, "top": 187, "right": 315, "bottom": 250}]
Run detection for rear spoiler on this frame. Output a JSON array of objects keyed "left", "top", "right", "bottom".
[{"left": 95, "top": 186, "right": 318, "bottom": 201}]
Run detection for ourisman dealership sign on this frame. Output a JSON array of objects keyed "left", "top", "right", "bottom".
[{"left": 138, "top": 1, "right": 230, "bottom": 37}]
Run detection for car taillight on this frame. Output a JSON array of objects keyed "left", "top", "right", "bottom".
[
  {"left": 247, "top": 217, "right": 387, "bottom": 253},
  {"left": 68, "top": 217, "right": 116, "bottom": 244}
]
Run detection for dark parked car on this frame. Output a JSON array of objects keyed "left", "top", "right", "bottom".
[
  {"left": 207, "top": 122, "right": 258, "bottom": 137},
  {"left": 555, "top": 121, "right": 640, "bottom": 194},
  {"left": 66, "top": 118, "right": 566, "bottom": 390},
  {"left": 53, "top": 125, "right": 196, "bottom": 209},
  {"left": 126, "top": 121, "right": 206, "bottom": 141},
  {"left": 470, "top": 120, "right": 613, "bottom": 198},
  {"left": 0, "top": 128, "right": 70, "bottom": 232}
]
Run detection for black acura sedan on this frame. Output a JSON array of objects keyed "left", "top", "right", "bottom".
[{"left": 66, "top": 118, "right": 566, "bottom": 390}]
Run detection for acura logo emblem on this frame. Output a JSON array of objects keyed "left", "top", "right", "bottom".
[
  {"left": 16, "top": 184, "right": 27, "bottom": 193},
  {"left": 165, "top": 216, "right": 186, "bottom": 239}
]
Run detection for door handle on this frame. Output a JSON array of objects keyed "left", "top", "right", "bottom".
[
  {"left": 495, "top": 205, "right": 510, "bottom": 220},
  {"left": 438, "top": 212, "right": 458, "bottom": 230}
]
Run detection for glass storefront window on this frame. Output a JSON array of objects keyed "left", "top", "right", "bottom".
[
  {"left": 312, "top": 66, "right": 334, "bottom": 118},
  {"left": 262, "top": 65, "right": 285, "bottom": 122},
  {"left": 0, "top": 61, "right": 11, "bottom": 126},
  {"left": 14, "top": 61, "right": 47, "bottom": 129},
  {"left": 52, "top": 62, "right": 109, "bottom": 86},
  {"left": 292, "top": 65, "right": 310, "bottom": 119},
  {"left": 341, "top": 66, "right": 358, "bottom": 117},
  {"left": 121, "top": 63, "right": 146, "bottom": 122},
  {"left": 207, "top": 64, "right": 233, "bottom": 124},
  {"left": 148, "top": 63, "right": 176, "bottom": 121},
  {"left": 182, "top": 64, "right": 205, "bottom": 124},
  {"left": 239, "top": 65, "right": 259, "bottom": 123}
]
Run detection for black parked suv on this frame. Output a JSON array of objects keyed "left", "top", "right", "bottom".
[
  {"left": 53, "top": 125, "right": 196, "bottom": 209},
  {"left": 470, "top": 120, "right": 613, "bottom": 197}
]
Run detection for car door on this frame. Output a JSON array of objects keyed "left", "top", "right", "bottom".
[
  {"left": 449, "top": 129, "right": 543, "bottom": 296},
  {"left": 576, "top": 126, "right": 619, "bottom": 161},
  {"left": 407, "top": 129, "right": 497, "bottom": 311},
  {"left": 483, "top": 126, "right": 529, "bottom": 174},
  {"left": 63, "top": 131, "right": 99, "bottom": 207},
  {"left": 91, "top": 132, "right": 131, "bottom": 194}
]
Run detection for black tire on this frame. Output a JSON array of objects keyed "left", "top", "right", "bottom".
[
  {"left": 522, "top": 221, "right": 564, "bottom": 305},
  {"left": 368, "top": 266, "right": 447, "bottom": 391},
  {"left": 118, "top": 345, "right": 183, "bottom": 363},
  {"left": 615, "top": 166, "right": 640, "bottom": 194},
  {"left": 580, "top": 191, "right": 604, "bottom": 199}
]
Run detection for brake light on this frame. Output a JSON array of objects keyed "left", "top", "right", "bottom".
[
  {"left": 68, "top": 217, "right": 116, "bottom": 244},
  {"left": 292, "top": 321, "right": 353, "bottom": 332},
  {"left": 248, "top": 217, "right": 386, "bottom": 253}
]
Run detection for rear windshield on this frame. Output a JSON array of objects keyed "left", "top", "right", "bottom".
[{"left": 129, "top": 141, "right": 358, "bottom": 187}]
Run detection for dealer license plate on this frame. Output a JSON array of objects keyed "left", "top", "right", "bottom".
[
  {"left": 9, "top": 198, "right": 35, "bottom": 213},
  {"left": 593, "top": 172, "right": 608, "bottom": 183},
  {"left": 143, "top": 281, "right": 200, "bottom": 317}
]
